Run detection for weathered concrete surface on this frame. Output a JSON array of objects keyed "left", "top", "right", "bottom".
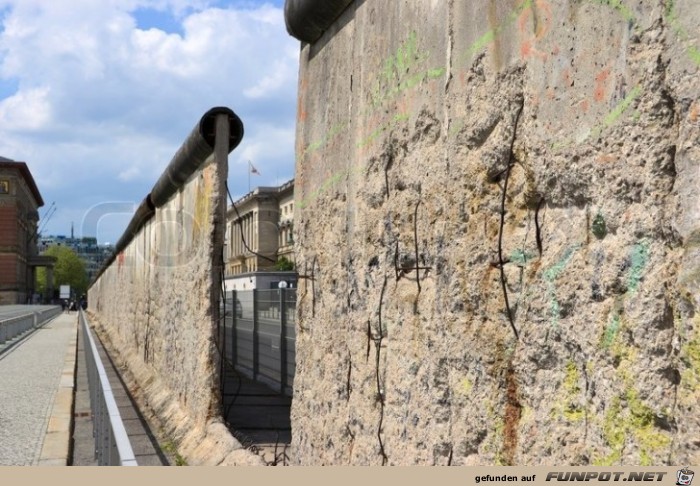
[
  {"left": 291, "top": 0, "right": 700, "bottom": 465},
  {"left": 88, "top": 118, "right": 262, "bottom": 466}
]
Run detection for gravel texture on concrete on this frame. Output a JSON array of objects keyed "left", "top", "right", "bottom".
[{"left": 289, "top": 0, "right": 700, "bottom": 465}]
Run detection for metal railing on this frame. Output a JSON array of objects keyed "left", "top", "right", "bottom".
[
  {"left": 221, "top": 289, "right": 296, "bottom": 395},
  {"left": 0, "top": 306, "right": 62, "bottom": 346},
  {"left": 79, "top": 310, "right": 138, "bottom": 466}
]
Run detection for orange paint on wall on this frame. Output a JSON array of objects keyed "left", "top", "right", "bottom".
[
  {"left": 596, "top": 154, "right": 617, "bottom": 164},
  {"left": 459, "top": 70, "right": 467, "bottom": 87},
  {"left": 297, "top": 78, "right": 308, "bottom": 123},
  {"left": 593, "top": 68, "right": 611, "bottom": 102},
  {"left": 690, "top": 102, "right": 699, "bottom": 122},
  {"left": 561, "top": 68, "right": 572, "bottom": 88},
  {"left": 518, "top": 0, "right": 552, "bottom": 60},
  {"left": 297, "top": 99, "right": 307, "bottom": 122}
]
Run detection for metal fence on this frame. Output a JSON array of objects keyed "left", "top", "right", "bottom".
[
  {"left": 79, "top": 310, "right": 138, "bottom": 466},
  {"left": 0, "top": 306, "right": 62, "bottom": 346},
  {"left": 221, "top": 289, "right": 296, "bottom": 395}
]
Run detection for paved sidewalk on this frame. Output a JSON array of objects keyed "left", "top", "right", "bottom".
[
  {"left": 0, "top": 309, "right": 170, "bottom": 466},
  {"left": 0, "top": 312, "right": 76, "bottom": 465}
]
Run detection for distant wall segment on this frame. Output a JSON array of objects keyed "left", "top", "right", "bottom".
[{"left": 88, "top": 109, "right": 262, "bottom": 465}]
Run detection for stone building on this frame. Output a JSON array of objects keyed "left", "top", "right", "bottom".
[
  {"left": 0, "top": 157, "right": 54, "bottom": 304},
  {"left": 225, "top": 179, "right": 294, "bottom": 276}
]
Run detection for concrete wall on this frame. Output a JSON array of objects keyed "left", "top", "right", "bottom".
[
  {"left": 88, "top": 115, "right": 261, "bottom": 465},
  {"left": 291, "top": 0, "right": 700, "bottom": 465}
]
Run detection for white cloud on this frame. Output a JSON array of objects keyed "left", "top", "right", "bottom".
[
  {"left": 0, "top": 86, "right": 52, "bottom": 129},
  {"left": 117, "top": 166, "right": 142, "bottom": 182},
  {"left": 244, "top": 58, "right": 296, "bottom": 99},
  {"left": 0, "top": 0, "right": 299, "bottom": 243},
  {"left": 234, "top": 123, "right": 295, "bottom": 170}
]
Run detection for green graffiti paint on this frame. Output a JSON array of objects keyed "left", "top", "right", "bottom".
[
  {"left": 665, "top": 0, "right": 700, "bottom": 66},
  {"left": 510, "top": 248, "right": 535, "bottom": 266},
  {"left": 356, "top": 113, "right": 410, "bottom": 149},
  {"left": 369, "top": 31, "right": 430, "bottom": 108},
  {"left": 588, "top": 0, "right": 635, "bottom": 23},
  {"left": 544, "top": 245, "right": 580, "bottom": 327},
  {"left": 591, "top": 212, "right": 606, "bottom": 239},
  {"left": 627, "top": 240, "right": 650, "bottom": 294},
  {"left": 544, "top": 245, "right": 580, "bottom": 283},
  {"left": 552, "top": 86, "right": 642, "bottom": 151},
  {"left": 602, "top": 313, "right": 621, "bottom": 348}
]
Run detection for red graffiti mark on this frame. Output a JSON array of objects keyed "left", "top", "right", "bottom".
[
  {"left": 297, "top": 99, "right": 307, "bottom": 122},
  {"left": 594, "top": 68, "right": 611, "bottom": 102},
  {"left": 395, "top": 97, "right": 408, "bottom": 114},
  {"left": 459, "top": 69, "right": 468, "bottom": 88},
  {"left": 579, "top": 99, "right": 590, "bottom": 113},
  {"left": 297, "top": 78, "right": 308, "bottom": 123},
  {"left": 561, "top": 68, "right": 573, "bottom": 88},
  {"left": 518, "top": 0, "right": 552, "bottom": 60},
  {"left": 117, "top": 251, "right": 125, "bottom": 270},
  {"left": 622, "top": 207, "right": 633, "bottom": 223},
  {"left": 520, "top": 38, "right": 549, "bottom": 61}
]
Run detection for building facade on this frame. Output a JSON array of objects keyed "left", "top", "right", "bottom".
[
  {"left": 0, "top": 157, "right": 53, "bottom": 304},
  {"left": 225, "top": 179, "right": 294, "bottom": 276}
]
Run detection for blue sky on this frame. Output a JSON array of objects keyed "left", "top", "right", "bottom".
[{"left": 0, "top": 0, "right": 297, "bottom": 245}]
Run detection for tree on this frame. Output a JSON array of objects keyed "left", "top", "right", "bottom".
[
  {"left": 274, "top": 256, "right": 295, "bottom": 272},
  {"left": 36, "top": 245, "right": 89, "bottom": 298}
]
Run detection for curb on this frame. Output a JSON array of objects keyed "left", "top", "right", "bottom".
[{"left": 38, "top": 316, "right": 77, "bottom": 466}]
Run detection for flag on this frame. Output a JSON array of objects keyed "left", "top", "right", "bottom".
[{"left": 249, "top": 161, "right": 260, "bottom": 175}]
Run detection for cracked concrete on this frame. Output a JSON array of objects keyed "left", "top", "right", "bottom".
[{"left": 291, "top": 0, "right": 700, "bottom": 465}]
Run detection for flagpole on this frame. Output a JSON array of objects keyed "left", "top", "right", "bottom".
[{"left": 248, "top": 160, "right": 251, "bottom": 193}]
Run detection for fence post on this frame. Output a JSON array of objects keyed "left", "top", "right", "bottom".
[
  {"left": 252, "top": 288, "right": 259, "bottom": 381},
  {"left": 280, "top": 288, "right": 288, "bottom": 394},
  {"left": 231, "top": 290, "right": 237, "bottom": 367}
]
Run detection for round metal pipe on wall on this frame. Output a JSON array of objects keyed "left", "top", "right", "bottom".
[
  {"left": 284, "top": 0, "right": 355, "bottom": 43},
  {"left": 112, "top": 195, "right": 155, "bottom": 260},
  {"left": 150, "top": 107, "right": 243, "bottom": 207},
  {"left": 92, "top": 107, "right": 244, "bottom": 286}
]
